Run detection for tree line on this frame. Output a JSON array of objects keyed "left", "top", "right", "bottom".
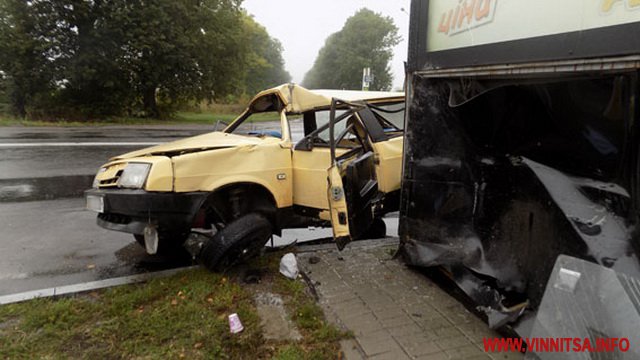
[{"left": 0, "top": 0, "right": 290, "bottom": 119}]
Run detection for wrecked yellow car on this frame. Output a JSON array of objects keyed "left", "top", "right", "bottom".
[{"left": 85, "top": 84, "right": 404, "bottom": 270}]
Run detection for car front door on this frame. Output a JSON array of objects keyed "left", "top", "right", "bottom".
[{"left": 326, "top": 100, "right": 380, "bottom": 249}]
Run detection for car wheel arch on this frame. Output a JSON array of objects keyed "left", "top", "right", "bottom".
[{"left": 198, "top": 182, "right": 279, "bottom": 232}]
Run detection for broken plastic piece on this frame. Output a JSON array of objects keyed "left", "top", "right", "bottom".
[{"left": 279, "top": 253, "right": 299, "bottom": 279}]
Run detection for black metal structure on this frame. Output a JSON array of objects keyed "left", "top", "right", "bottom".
[{"left": 401, "top": 0, "right": 640, "bottom": 337}]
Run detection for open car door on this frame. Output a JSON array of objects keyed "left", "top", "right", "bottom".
[{"left": 327, "top": 99, "right": 379, "bottom": 250}]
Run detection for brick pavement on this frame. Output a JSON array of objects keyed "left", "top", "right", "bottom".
[{"left": 297, "top": 239, "right": 523, "bottom": 360}]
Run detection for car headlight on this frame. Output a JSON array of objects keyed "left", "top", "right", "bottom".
[{"left": 118, "top": 163, "right": 151, "bottom": 189}]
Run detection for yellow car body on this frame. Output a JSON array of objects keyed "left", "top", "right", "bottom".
[{"left": 85, "top": 84, "right": 405, "bottom": 253}]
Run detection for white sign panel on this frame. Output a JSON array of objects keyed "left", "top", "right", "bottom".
[{"left": 427, "top": 0, "right": 640, "bottom": 52}]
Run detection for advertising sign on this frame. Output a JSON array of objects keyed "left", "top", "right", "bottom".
[{"left": 409, "top": 0, "right": 640, "bottom": 70}]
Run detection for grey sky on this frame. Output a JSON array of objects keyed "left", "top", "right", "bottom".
[{"left": 242, "top": 0, "right": 410, "bottom": 90}]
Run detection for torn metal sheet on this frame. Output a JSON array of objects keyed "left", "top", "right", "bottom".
[{"left": 399, "top": 72, "right": 640, "bottom": 335}]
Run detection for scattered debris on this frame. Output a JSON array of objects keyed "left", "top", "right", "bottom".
[
  {"left": 228, "top": 313, "right": 244, "bottom": 334},
  {"left": 279, "top": 253, "right": 299, "bottom": 279},
  {"left": 308, "top": 256, "right": 321, "bottom": 264}
]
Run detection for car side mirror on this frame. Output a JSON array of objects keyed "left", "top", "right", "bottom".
[{"left": 294, "top": 137, "right": 313, "bottom": 151}]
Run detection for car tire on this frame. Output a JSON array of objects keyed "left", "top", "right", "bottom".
[
  {"left": 199, "top": 213, "right": 272, "bottom": 272},
  {"left": 356, "top": 217, "right": 387, "bottom": 240}
]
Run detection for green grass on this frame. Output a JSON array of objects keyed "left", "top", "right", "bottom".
[{"left": 0, "top": 252, "right": 348, "bottom": 359}]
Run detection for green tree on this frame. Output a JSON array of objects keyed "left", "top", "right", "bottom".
[
  {"left": 37, "top": 0, "right": 133, "bottom": 118},
  {"left": 0, "top": 0, "right": 290, "bottom": 119},
  {"left": 0, "top": 0, "right": 53, "bottom": 117},
  {"left": 303, "top": 8, "right": 400, "bottom": 91},
  {"left": 241, "top": 14, "right": 291, "bottom": 95},
  {"left": 117, "top": 0, "right": 247, "bottom": 117}
]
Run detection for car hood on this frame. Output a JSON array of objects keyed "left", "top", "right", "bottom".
[{"left": 112, "top": 131, "right": 279, "bottom": 160}]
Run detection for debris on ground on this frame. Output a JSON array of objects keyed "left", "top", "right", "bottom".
[
  {"left": 228, "top": 313, "right": 244, "bottom": 334},
  {"left": 279, "top": 253, "right": 299, "bottom": 279}
]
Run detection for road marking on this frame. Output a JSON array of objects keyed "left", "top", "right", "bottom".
[
  {"left": 0, "top": 266, "right": 198, "bottom": 305},
  {"left": 0, "top": 273, "right": 29, "bottom": 281},
  {"left": 0, "top": 142, "right": 160, "bottom": 148}
]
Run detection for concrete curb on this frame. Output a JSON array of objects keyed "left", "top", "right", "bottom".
[{"left": 0, "top": 266, "right": 198, "bottom": 305}]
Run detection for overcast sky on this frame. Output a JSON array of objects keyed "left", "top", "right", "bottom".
[{"left": 242, "top": 0, "right": 410, "bottom": 90}]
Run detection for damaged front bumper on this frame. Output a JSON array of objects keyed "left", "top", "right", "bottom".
[{"left": 84, "top": 188, "right": 208, "bottom": 235}]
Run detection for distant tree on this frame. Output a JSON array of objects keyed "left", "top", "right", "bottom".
[
  {"left": 0, "top": 0, "right": 53, "bottom": 117},
  {"left": 303, "top": 8, "right": 400, "bottom": 91},
  {"left": 241, "top": 14, "right": 291, "bottom": 95}
]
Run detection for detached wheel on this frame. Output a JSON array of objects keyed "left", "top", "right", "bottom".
[{"left": 199, "top": 213, "right": 272, "bottom": 272}]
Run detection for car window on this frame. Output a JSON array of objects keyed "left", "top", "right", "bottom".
[
  {"left": 370, "top": 102, "right": 405, "bottom": 131},
  {"left": 225, "top": 94, "right": 285, "bottom": 138},
  {"left": 227, "top": 111, "right": 283, "bottom": 138},
  {"left": 295, "top": 100, "right": 405, "bottom": 151},
  {"left": 315, "top": 110, "right": 347, "bottom": 144}
]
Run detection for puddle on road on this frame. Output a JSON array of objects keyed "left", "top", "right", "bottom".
[{"left": 0, "top": 175, "right": 94, "bottom": 202}]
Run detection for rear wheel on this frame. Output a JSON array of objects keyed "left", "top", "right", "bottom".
[{"left": 199, "top": 213, "right": 272, "bottom": 272}]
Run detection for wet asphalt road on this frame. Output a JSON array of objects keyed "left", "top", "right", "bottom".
[
  {"left": 0, "top": 124, "right": 398, "bottom": 296},
  {"left": 0, "top": 125, "right": 212, "bottom": 295}
]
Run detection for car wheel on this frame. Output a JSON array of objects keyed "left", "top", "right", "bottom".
[
  {"left": 356, "top": 217, "right": 387, "bottom": 240},
  {"left": 199, "top": 213, "right": 272, "bottom": 272}
]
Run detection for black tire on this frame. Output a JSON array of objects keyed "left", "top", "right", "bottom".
[
  {"left": 133, "top": 232, "right": 190, "bottom": 259},
  {"left": 199, "top": 213, "right": 272, "bottom": 272},
  {"left": 356, "top": 217, "right": 387, "bottom": 240}
]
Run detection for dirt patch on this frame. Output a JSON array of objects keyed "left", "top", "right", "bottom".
[{"left": 254, "top": 292, "right": 302, "bottom": 341}]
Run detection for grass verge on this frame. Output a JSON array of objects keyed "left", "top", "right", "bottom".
[{"left": 0, "top": 252, "right": 348, "bottom": 359}]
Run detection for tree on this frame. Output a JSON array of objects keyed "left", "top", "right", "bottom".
[
  {"left": 241, "top": 14, "right": 291, "bottom": 95},
  {"left": 0, "top": 0, "right": 53, "bottom": 117},
  {"left": 116, "top": 0, "right": 248, "bottom": 117},
  {"left": 303, "top": 8, "right": 400, "bottom": 91},
  {"left": 0, "top": 0, "right": 290, "bottom": 119}
]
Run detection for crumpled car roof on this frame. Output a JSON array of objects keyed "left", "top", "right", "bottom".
[{"left": 251, "top": 83, "right": 404, "bottom": 113}]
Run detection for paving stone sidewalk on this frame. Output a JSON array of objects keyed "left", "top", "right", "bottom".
[{"left": 297, "top": 239, "right": 523, "bottom": 360}]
